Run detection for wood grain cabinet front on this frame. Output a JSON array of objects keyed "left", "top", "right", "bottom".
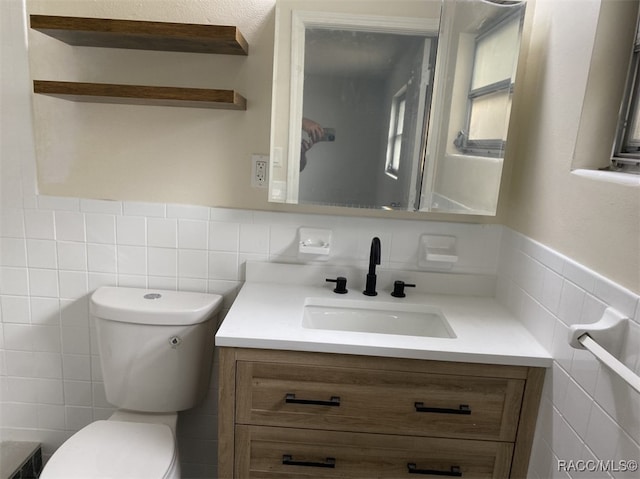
[
  {"left": 218, "top": 349, "right": 545, "bottom": 479},
  {"left": 235, "top": 361, "right": 525, "bottom": 442},
  {"left": 235, "top": 426, "right": 514, "bottom": 478}
]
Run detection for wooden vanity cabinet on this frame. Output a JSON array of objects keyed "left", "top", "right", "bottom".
[{"left": 218, "top": 348, "right": 545, "bottom": 479}]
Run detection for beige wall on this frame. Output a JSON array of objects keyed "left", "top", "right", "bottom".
[
  {"left": 29, "top": 0, "right": 277, "bottom": 209},
  {"left": 503, "top": 0, "right": 640, "bottom": 293}
]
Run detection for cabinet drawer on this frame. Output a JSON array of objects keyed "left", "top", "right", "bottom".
[
  {"left": 235, "top": 425, "right": 514, "bottom": 478},
  {"left": 236, "top": 361, "right": 524, "bottom": 441}
]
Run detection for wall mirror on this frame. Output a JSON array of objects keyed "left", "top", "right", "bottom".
[{"left": 269, "top": 0, "right": 527, "bottom": 216}]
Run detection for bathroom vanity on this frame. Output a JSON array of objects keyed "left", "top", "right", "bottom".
[
  {"left": 219, "top": 348, "right": 543, "bottom": 478},
  {"left": 216, "top": 262, "right": 551, "bottom": 478}
]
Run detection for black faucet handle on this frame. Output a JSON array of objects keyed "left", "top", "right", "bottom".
[
  {"left": 326, "top": 276, "right": 348, "bottom": 294},
  {"left": 391, "top": 280, "right": 416, "bottom": 298}
]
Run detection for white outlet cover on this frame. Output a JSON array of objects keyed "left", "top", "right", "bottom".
[{"left": 251, "top": 154, "right": 269, "bottom": 188}]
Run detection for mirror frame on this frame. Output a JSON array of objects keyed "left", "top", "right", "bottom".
[
  {"left": 268, "top": 0, "right": 531, "bottom": 218},
  {"left": 269, "top": 8, "right": 440, "bottom": 204}
]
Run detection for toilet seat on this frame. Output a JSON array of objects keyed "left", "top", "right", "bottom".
[{"left": 40, "top": 420, "right": 178, "bottom": 479}]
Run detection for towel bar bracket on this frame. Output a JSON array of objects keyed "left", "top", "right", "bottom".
[{"left": 569, "top": 307, "right": 639, "bottom": 394}]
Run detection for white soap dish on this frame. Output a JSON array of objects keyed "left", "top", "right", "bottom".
[
  {"left": 298, "top": 228, "right": 332, "bottom": 257},
  {"left": 418, "top": 234, "right": 458, "bottom": 268}
]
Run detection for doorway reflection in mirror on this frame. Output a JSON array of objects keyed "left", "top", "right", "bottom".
[{"left": 299, "top": 28, "right": 435, "bottom": 209}]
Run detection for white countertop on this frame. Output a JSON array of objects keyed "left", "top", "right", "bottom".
[{"left": 215, "top": 262, "right": 552, "bottom": 368}]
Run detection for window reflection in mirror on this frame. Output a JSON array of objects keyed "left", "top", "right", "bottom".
[
  {"left": 385, "top": 85, "right": 408, "bottom": 180},
  {"left": 423, "top": 0, "right": 526, "bottom": 215},
  {"left": 456, "top": 10, "right": 522, "bottom": 157}
]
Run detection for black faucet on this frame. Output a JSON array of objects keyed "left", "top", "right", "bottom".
[{"left": 363, "top": 237, "right": 381, "bottom": 296}]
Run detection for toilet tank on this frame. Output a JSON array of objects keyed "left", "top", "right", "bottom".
[{"left": 91, "top": 287, "right": 223, "bottom": 413}]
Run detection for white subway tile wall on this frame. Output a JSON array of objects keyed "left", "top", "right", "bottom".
[
  {"left": 497, "top": 228, "right": 640, "bottom": 479},
  {"left": 0, "top": 197, "right": 502, "bottom": 477}
]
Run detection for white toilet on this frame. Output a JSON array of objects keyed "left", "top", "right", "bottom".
[{"left": 40, "top": 286, "right": 223, "bottom": 479}]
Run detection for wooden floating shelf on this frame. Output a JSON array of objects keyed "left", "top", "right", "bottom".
[
  {"left": 34, "top": 80, "right": 247, "bottom": 110},
  {"left": 30, "top": 14, "right": 248, "bottom": 55}
]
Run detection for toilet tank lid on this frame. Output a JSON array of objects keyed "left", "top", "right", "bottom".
[{"left": 90, "top": 287, "right": 223, "bottom": 325}]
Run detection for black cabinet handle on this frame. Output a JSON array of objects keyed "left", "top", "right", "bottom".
[
  {"left": 408, "top": 464, "right": 462, "bottom": 476},
  {"left": 282, "top": 455, "right": 336, "bottom": 468},
  {"left": 414, "top": 402, "right": 471, "bottom": 415},
  {"left": 285, "top": 393, "right": 340, "bottom": 406}
]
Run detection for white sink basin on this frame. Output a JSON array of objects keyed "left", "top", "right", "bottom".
[{"left": 302, "top": 298, "right": 456, "bottom": 338}]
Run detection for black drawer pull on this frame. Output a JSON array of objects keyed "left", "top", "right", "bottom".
[
  {"left": 282, "top": 455, "right": 336, "bottom": 468},
  {"left": 285, "top": 393, "right": 340, "bottom": 406},
  {"left": 414, "top": 403, "right": 471, "bottom": 415},
  {"left": 408, "top": 464, "right": 462, "bottom": 476}
]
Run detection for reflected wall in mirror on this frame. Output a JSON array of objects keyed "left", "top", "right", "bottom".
[
  {"left": 269, "top": 0, "right": 528, "bottom": 216},
  {"left": 422, "top": 0, "right": 526, "bottom": 215}
]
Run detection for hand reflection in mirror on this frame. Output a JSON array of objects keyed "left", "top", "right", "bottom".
[{"left": 300, "top": 117, "right": 324, "bottom": 171}]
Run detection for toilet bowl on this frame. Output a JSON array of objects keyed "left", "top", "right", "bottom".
[
  {"left": 40, "top": 417, "right": 179, "bottom": 479},
  {"left": 40, "top": 287, "right": 222, "bottom": 479}
]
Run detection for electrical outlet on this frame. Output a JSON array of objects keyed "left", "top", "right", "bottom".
[{"left": 251, "top": 154, "right": 268, "bottom": 188}]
